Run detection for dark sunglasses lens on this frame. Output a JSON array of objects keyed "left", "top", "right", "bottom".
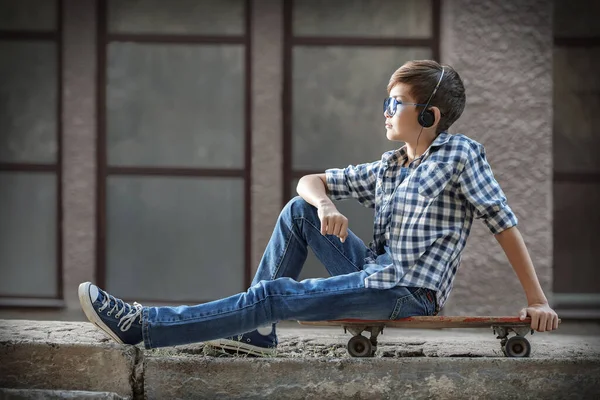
[{"left": 384, "top": 97, "right": 395, "bottom": 116}]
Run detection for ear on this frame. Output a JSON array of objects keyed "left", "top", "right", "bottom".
[{"left": 429, "top": 106, "right": 442, "bottom": 128}]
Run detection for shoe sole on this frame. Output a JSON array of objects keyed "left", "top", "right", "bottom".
[
  {"left": 78, "top": 282, "right": 125, "bottom": 345},
  {"left": 205, "top": 338, "right": 275, "bottom": 357}
]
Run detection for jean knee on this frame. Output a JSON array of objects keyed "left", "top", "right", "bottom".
[{"left": 282, "top": 196, "right": 318, "bottom": 221}]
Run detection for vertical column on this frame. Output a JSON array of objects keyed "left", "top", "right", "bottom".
[
  {"left": 62, "top": 0, "right": 97, "bottom": 309},
  {"left": 251, "top": 0, "right": 284, "bottom": 271},
  {"left": 440, "top": 0, "right": 553, "bottom": 315}
]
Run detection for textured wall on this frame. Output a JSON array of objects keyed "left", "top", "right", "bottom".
[
  {"left": 61, "top": 0, "right": 97, "bottom": 309},
  {"left": 251, "top": 0, "right": 284, "bottom": 272},
  {"left": 440, "top": 0, "right": 553, "bottom": 315}
]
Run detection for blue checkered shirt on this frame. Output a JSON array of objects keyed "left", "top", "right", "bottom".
[{"left": 325, "top": 132, "right": 518, "bottom": 312}]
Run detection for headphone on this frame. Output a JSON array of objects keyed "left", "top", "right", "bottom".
[{"left": 417, "top": 67, "right": 445, "bottom": 128}]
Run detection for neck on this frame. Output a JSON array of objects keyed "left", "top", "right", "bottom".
[{"left": 404, "top": 132, "right": 436, "bottom": 163}]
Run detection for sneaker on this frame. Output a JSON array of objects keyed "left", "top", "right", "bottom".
[
  {"left": 78, "top": 282, "right": 144, "bottom": 345},
  {"left": 205, "top": 325, "right": 278, "bottom": 357}
]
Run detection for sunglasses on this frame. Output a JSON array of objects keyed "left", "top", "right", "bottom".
[{"left": 383, "top": 97, "right": 428, "bottom": 117}]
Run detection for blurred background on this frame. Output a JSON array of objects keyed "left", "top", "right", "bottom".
[{"left": 0, "top": 0, "right": 598, "bottom": 322}]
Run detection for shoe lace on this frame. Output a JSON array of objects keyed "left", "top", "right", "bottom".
[{"left": 98, "top": 290, "right": 143, "bottom": 332}]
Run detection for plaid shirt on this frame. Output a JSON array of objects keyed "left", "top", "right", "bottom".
[{"left": 325, "top": 132, "right": 518, "bottom": 312}]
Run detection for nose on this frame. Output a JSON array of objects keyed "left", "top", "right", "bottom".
[{"left": 384, "top": 108, "right": 391, "bottom": 118}]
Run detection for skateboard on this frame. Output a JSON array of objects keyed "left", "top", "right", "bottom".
[{"left": 298, "top": 316, "right": 561, "bottom": 358}]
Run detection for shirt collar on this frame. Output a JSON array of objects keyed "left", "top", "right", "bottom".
[
  {"left": 383, "top": 132, "right": 452, "bottom": 167},
  {"left": 430, "top": 131, "right": 452, "bottom": 148}
]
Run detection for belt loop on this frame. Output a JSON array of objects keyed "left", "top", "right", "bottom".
[
  {"left": 426, "top": 289, "right": 439, "bottom": 316},
  {"left": 426, "top": 290, "right": 433, "bottom": 302}
]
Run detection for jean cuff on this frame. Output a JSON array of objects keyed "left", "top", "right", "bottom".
[{"left": 142, "top": 306, "right": 153, "bottom": 349}]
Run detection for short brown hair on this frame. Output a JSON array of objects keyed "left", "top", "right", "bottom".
[{"left": 387, "top": 60, "right": 466, "bottom": 134}]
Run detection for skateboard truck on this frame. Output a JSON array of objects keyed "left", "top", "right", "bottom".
[
  {"left": 344, "top": 325, "right": 383, "bottom": 357},
  {"left": 492, "top": 325, "right": 534, "bottom": 357}
]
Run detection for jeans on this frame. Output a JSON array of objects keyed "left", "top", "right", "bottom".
[{"left": 142, "top": 196, "right": 437, "bottom": 349}]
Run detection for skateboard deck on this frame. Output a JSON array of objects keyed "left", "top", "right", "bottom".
[{"left": 298, "top": 316, "right": 561, "bottom": 358}]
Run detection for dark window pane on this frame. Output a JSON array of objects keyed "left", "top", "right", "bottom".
[
  {"left": 554, "top": 0, "right": 600, "bottom": 38},
  {"left": 108, "top": 0, "right": 244, "bottom": 35},
  {"left": 553, "top": 182, "right": 600, "bottom": 293},
  {"left": 0, "top": 172, "right": 57, "bottom": 297},
  {"left": 294, "top": 0, "right": 432, "bottom": 38},
  {"left": 107, "top": 43, "right": 244, "bottom": 168},
  {"left": 292, "top": 46, "right": 431, "bottom": 171},
  {"left": 0, "top": 0, "right": 56, "bottom": 31},
  {"left": 106, "top": 176, "right": 245, "bottom": 301},
  {"left": 0, "top": 41, "right": 57, "bottom": 163},
  {"left": 554, "top": 47, "right": 600, "bottom": 173}
]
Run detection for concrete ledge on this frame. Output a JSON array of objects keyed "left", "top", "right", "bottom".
[
  {"left": 144, "top": 357, "right": 600, "bottom": 400},
  {"left": 0, "top": 388, "right": 130, "bottom": 400},
  {"left": 0, "top": 342, "right": 138, "bottom": 398},
  {"left": 0, "top": 320, "right": 139, "bottom": 399},
  {"left": 1, "top": 319, "right": 599, "bottom": 400}
]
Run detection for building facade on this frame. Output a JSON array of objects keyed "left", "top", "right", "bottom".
[{"left": 0, "top": 0, "right": 596, "bottom": 319}]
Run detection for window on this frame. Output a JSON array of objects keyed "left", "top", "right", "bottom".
[
  {"left": 97, "top": 0, "right": 251, "bottom": 303},
  {"left": 283, "top": 0, "right": 440, "bottom": 279},
  {"left": 552, "top": 0, "right": 600, "bottom": 315},
  {"left": 0, "top": 0, "right": 62, "bottom": 304}
]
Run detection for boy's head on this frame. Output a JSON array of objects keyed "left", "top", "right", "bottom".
[{"left": 385, "top": 60, "right": 466, "bottom": 140}]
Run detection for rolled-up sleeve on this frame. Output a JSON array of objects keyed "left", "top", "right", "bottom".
[
  {"left": 325, "top": 160, "right": 380, "bottom": 208},
  {"left": 458, "top": 145, "right": 518, "bottom": 234}
]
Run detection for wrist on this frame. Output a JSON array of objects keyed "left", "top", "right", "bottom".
[
  {"left": 528, "top": 297, "right": 548, "bottom": 306},
  {"left": 317, "top": 198, "right": 335, "bottom": 210}
]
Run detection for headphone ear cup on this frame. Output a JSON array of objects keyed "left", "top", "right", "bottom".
[{"left": 419, "top": 109, "right": 435, "bottom": 128}]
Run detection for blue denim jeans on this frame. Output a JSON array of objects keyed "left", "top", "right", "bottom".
[{"left": 142, "top": 196, "right": 436, "bottom": 349}]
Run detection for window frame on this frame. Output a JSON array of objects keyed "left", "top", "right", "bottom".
[
  {"left": 552, "top": 20, "right": 600, "bottom": 317},
  {"left": 96, "top": 0, "right": 253, "bottom": 303},
  {"left": 0, "top": 0, "right": 63, "bottom": 305}
]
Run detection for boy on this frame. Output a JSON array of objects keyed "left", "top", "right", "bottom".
[{"left": 79, "top": 60, "right": 559, "bottom": 356}]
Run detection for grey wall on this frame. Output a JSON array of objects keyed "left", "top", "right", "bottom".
[
  {"left": 440, "top": 0, "right": 553, "bottom": 315},
  {"left": 251, "top": 0, "right": 284, "bottom": 273},
  {"left": 62, "top": 0, "right": 97, "bottom": 310}
]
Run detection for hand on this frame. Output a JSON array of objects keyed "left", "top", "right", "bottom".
[
  {"left": 518, "top": 303, "right": 559, "bottom": 332},
  {"left": 317, "top": 203, "right": 349, "bottom": 243}
]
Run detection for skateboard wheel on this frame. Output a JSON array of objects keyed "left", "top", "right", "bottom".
[
  {"left": 504, "top": 336, "right": 531, "bottom": 358},
  {"left": 347, "top": 335, "right": 373, "bottom": 357}
]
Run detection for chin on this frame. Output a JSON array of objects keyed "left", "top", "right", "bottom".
[{"left": 386, "top": 129, "right": 404, "bottom": 142}]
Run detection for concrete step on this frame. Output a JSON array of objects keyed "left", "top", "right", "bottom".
[
  {"left": 1, "top": 319, "right": 599, "bottom": 399},
  {"left": 0, "top": 388, "right": 129, "bottom": 399}
]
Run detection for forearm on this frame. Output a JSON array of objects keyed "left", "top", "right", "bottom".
[
  {"left": 296, "top": 174, "right": 335, "bottom": 209},
  {"left": 495, "top": 226, "right": 548, "bottom": 305}
]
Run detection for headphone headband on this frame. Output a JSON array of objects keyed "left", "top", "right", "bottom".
[
  {"left": 423, "top": 67, "right": 445, "bottom": 110},
  {"left": 417, "top": 67, "right": 445, "bottom": 128}
]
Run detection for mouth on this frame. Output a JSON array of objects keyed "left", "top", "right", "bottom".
[{"left": 385, "top": 123, "right": 393, "bottom": 129}]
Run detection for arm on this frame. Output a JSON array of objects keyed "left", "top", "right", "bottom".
[
  {"left": 495, "top": 226, "right": 559, "bottom": 332},
  {"left": 458, "top": 144, "right": 559, "bottom": 331},
  {"left": 296, "top": 173, "right": 333, "bottom": 210},
  {"left": 296, "top": 161, "right": 381, "bottom": 242},
  {"left": 296, "top": 174, "right": 349, "bottom": 242}
]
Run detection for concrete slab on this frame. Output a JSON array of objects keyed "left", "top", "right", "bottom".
[
  {"left": 0, "top": 320, "right": 139, "bottom": 399},
  {"left": 143, "top": 357, "right": 600, "bottom": 400},
  {"left": 0, "top": 388, "right": 130, "bottom": 400}
]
